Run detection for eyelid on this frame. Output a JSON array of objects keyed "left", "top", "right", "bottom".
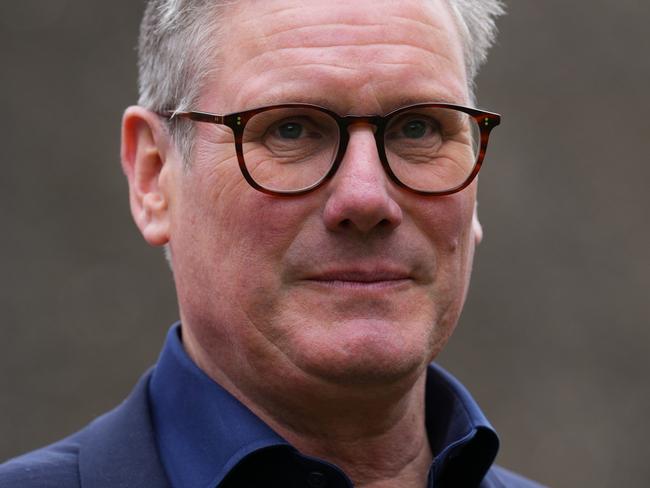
[
  {"left": 387, "top": 113, "right": 442, "bottom": 130},
  {"left": 268, "top": 117, "right": 316, "bottom": 137}
]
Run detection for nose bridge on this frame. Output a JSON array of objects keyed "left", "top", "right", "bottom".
[
  {"left": 337, "top": 122, "right": 384, "bottom": 185},
  {"left": 337, "top": 113, "right": 386, "bottom": 180},
  {"left": 323, "top": 115, "right": 402, "bottom": 233},
  {"left": 324, "top": 114, "right": 385, "bottom": 186},
  {"left": 340, "top": 115, "right": 383, "bottom": 148},
  {"left": 341, "top": 114, "right": 382, "bottom": 130}
]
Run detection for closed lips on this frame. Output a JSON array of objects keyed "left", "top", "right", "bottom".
[{"left": 304, "top": 268, "right": 412, "bottom": 284}]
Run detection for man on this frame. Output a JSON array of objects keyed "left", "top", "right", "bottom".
[{"left": 1, "top": 0, "right": 543, "bottom": 486}]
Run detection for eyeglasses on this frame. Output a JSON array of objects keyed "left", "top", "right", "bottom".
[{"left": 159, "top": 103, "right": 501, "bottom": 196}]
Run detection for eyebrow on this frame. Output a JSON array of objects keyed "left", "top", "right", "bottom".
[
  {"left": 390, "top": 95, "right": 462, "bottom": 107},
  {"left": 246, "top": 93, "right": 464, "bottom": 115}
]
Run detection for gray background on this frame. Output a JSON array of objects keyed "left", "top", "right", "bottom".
[{"left": 1, "top": 1, "right": 649, "bottom": 487}]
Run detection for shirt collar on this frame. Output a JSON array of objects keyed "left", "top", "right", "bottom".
[
  {"left": 425, "top": 363, "right": 500, "bottom": 486},
  {"left": 149, "top": 323, "right": 499, "bottom": 488},
  {"left": 149, "top": 323, "right": 291, "bottom": 488}
]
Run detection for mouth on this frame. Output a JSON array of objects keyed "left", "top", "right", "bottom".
[{"left": 301, "top": 268, "right": 413, "bottom": 290}]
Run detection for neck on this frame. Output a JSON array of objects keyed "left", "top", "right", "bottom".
[
  {"left": 220, "top": 364, "right": 432, "bottom": 487},
  {"left": 269, "top": 373, "right": 434, "bottom": 488},
  {"left": 183, "top": 327, "right": 434, "bottom": 488}
]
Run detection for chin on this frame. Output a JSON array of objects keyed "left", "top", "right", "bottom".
[{"left": 289, "top": 317, "right": 437, "bottom": 387}]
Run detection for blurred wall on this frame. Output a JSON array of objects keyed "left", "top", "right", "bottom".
[{"left": 1, "top": 1, "right": 649, "bottom": 487}]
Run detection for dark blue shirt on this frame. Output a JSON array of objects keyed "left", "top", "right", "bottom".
[{"left": 148, "top": 324, "right": 536, "bottom": 488}]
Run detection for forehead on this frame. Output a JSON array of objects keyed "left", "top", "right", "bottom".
[{"left": 208, "top": 0, "right": 468, "bottom": 114}]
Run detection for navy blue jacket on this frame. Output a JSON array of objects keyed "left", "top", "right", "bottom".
[{"left": 0, "top": 371, "right": 170, "bottom": 488}]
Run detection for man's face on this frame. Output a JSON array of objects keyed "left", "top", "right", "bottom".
[{"left": 166, "top": 0, "right": 480, "bottom": 392}]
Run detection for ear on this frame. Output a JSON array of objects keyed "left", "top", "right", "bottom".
[
  {"left": 472, "top": 201, "right": 483, "bottom": 246},
  {"left": 120, "top": 106, "right": 175, "bottom": 247}
]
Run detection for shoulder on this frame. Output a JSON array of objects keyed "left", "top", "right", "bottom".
[
  {"left": 0, "top": 369, "right": 166, "bottom": 488},
  {"left": 0, "top": 436, "right": 81, "bottom": 488},
  {"left": 487, "top": 465, "right": 548, "bottom": 488}
]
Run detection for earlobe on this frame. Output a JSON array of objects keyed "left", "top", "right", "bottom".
[
  {"left": 472, "top": 204, "right": 483, "bottom": 246},
  {"left": 121, "top": 106, "right": 173, "bottom": 247}
]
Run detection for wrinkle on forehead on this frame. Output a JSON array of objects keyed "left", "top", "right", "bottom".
[
  {"left": 232, "top": 0, "right": 461, "bottom": 60},
  {"left": 234, "top": 0, "right": 451, "bottom": 32},
  {"left": 211, "top": 0, "right": 468, "bottom": 113},
  {"left": 236, "top": 43, "right": 461, "bottom": 83}
]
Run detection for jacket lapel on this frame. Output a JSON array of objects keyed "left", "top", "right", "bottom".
[{"left": 77, "top": 369, "right": 171, "bottom": 488}]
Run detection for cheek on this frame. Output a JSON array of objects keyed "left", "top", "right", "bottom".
[
  {"left": 170, "top": 163, "right": 319, "bottom": 360},
  {"left": 188, "top": 136, "right": 316, "bottom": 260},
  {"left": 411, "top": 191, "right": 477, "bottom": 321},
  {"left": 225, "top": 196, "right": 317, "bottom": 275},
  {"left": 176, "top": 162, "right": 317, "bottom": 295},
  {"left": 413, "top": 192, "right": 476, "bottom": 257}
]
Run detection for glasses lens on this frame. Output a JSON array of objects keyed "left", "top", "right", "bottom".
[
  {"left": 242, "top": 107, "right": 339, "bottom": 192},
  {"left": 384, "top": 107, "right": 480, "bottom": 193}
]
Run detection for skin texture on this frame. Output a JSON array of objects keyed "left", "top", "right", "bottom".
[{"left": 121, "top": 0, "right": 483, "bottom": 486}]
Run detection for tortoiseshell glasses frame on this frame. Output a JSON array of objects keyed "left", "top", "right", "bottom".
[{"left": 158, "top": 103, "right": 501, "bottom": 197}]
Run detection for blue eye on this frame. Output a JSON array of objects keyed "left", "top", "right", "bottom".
[
  {"left": 278, "top": 122, "right": 303, "bottom": 139},
  {"left": 402, "top": 120, "right": 427, "bottom": 138}
]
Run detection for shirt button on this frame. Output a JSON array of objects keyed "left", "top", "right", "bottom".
[{"left": 306, "top": 471, "right": 328, "bottom": 488}]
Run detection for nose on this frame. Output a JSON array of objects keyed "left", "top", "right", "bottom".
[{"left": 322, "top": 125, "right": 403, "bottom": 234}]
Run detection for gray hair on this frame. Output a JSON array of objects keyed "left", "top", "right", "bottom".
[
  {"left": 137, "top": 0, "right": 505, "bottom": 161},
  {"left": 447, "top": 0, "right": 506, "bottom": 93}
]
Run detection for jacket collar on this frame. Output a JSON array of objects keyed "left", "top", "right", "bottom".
[{"left": 77, "top": 369, "right": 171, "bottom": 488}]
